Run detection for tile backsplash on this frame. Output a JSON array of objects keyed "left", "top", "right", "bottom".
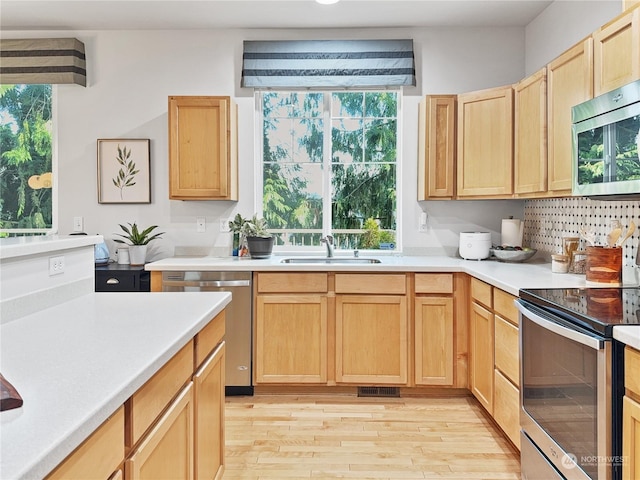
[{"left": 524, "top": 197, "right": 640, "bottom": 266}]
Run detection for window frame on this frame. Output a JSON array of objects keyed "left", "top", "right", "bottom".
[{"left": 254, "top": 88, "right": 403, "bottom": 254}]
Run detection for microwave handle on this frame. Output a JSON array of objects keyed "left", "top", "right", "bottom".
[{"left": 516, "top": 300, "right": 604, "bottom": 350}]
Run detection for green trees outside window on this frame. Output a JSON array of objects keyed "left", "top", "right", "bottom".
[
  {"left": 0, "top": 84, "right": 54, "bottom": 233},
  {"left": 260, "top": 90, "right": 398, "bottom": 251}
]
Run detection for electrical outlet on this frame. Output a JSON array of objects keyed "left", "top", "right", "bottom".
[
  {"left": 219, "top": 218, "right": 230, "bottom": 233},
  {"left": 196, "top": 217, "right": 206, "bottom": 233},
  {"left": 73, "top": 216, "right": 84, "bottom": 232},
  {"left": 418, "top": 212, "right": 428, "bottom": 232},
  {"left": 48, "top": 255, "right": 65, "bottom": 276}
]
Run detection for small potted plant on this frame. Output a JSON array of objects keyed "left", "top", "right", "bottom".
[
  {"left": 113, "top": 222, "right": 164, "bottom": 265},
  {"left": 240, "top": 214, "right": 273, "bottom": 259},
  {"left": 228, "top": 213, "right": 248, "bottom": 256}
]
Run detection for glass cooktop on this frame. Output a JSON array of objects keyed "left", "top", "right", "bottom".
[{"left": 519, "top": 287, "right": 640, "bottom": 337}]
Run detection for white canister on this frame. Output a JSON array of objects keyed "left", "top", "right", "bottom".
[
  {"left": 117, "top": 248, "right": 130, "bottom": 265},
  {"left": 459, "top": 232, "right": 492, "bottom": 260}
]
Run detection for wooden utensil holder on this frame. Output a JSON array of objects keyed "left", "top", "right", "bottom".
[{"left": 585, "top": 246, "right": 622, "bottom": 285}]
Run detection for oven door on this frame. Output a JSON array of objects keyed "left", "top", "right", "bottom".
[{"left": 517, "top": 300, "right": 611, "bottom": 480}]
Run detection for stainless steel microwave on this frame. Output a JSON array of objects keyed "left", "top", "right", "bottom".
[{"left": 572, "top": 79, "right": 640, "bottom": 199}]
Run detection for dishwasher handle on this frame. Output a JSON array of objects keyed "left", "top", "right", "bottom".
[{"left": 163, "top": 279, "right": 251, "bottom": 288}]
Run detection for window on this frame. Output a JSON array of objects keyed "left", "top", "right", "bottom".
[
  {"left": 0, "top": 84, "right": 55, "bottom": 234},
  {"left": 259, "top": 90, "right": 400, "bottom": 251}
]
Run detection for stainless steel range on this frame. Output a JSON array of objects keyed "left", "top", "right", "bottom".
[{"left": 517, "top": 287, "right": 640, "bottom": 480}]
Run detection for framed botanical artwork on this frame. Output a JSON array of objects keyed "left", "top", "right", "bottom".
[{"left": 97, "top": 139, "right": 151, "bottom": 204}]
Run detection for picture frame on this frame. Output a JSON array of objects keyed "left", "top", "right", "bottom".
[{"left": 97, "top": 138, "right": 151, "bottom": 204}]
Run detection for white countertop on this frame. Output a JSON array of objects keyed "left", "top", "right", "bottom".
[
  {"left": 0, "top": 291, "right": 231, "bottom": 480},
  {"left": 146, "top": 253, "right": 640, "bottom": 350},
  {"left": 0, "top": 234, "right": 103, "bottom": 260}
]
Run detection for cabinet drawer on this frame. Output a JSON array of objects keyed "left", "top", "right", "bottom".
[
  {"left": 195, "top": 311, "right": 225, "bottom": 367},
  {"left": 128, "top": 341, "right": 194, "bottom": 446},
  {"left": 470, "top": 277, "right": 492, "bottom": 308},
  {"left": 494, "top": 289, "right": 518, "bottom": 325},
  {"left": 415, "top": 273, "right": 453, "bottom": 294},
  {"left": 495, "top": 315, "right": 519, "bottom": 387},
  {"left": 257, "top": 273, "right": 328, "bottom": 293},
  {"left": 335, "top": 274, "right": 406, "bottom": 294},
  {"left": 493, "top": 369, "right": 521, "bottom": 450},
  {"left": 46, "top": 406, "right": 124, "bottom": 480},
  {"left": 626, "top": 346, "right": 640, "bottom": 396},
  {"left": 95, "top": 268, "right": 150, "bottom": 292}
]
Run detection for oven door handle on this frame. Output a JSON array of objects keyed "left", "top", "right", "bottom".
[{"left": 516, "top": 300, "right": 604, "bottom": 350}]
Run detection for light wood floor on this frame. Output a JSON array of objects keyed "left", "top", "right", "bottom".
[{"left": 223, "top": 394, "right": 521, "bottom": 480}]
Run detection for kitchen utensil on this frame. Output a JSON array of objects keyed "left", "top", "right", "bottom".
[
  {"left": 490, "top": 248, "right": 537, "bottom": 263},
  {"left": 606, "top": 227, "right": 622, "bottom": 247},
  {"left": 459, "top": 232, "right": 491, "bottom": 260},
  {"left": 617, "top": 220, "right": 636, "bottom": 246},
  {"left": 579, "top": 226, "right": 596, "bottom": 247}
]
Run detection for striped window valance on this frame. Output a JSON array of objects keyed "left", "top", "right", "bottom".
[
  {"left": 0, "top": 38, "right": 86, "bottom": 86},
  {"left": 242, "top": 39, "right": 416, "bottom": 88}
]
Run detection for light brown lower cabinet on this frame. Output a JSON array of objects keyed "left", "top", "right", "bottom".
[
  {"left": 336, "top": 294, "right": 408, "bottom": 384},
  {"left": 470, "top": 301, "right": 494, "bottom": 414},
  {"left": 45, "top": 311, "right": 226, "bottom": 480},
  {"left": 194, "top": 342, "right": 226, "bottom": 480},
  {"left": 125, "top": 384, "right": 195, "bottom": 480},
  {"left": 415, "top": 296, "right": 454, "bottom": 385},
  {"left": 493, "top": 369, "right": 520, "bottom": 448}
]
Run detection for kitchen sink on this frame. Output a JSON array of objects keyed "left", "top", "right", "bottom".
[{"left": 280, "top": 257, "right": 382, "bottom": 264}]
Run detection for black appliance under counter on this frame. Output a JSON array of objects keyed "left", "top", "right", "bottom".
[{"left": 95, "top": 263, "right": 150, "bottom": 292}]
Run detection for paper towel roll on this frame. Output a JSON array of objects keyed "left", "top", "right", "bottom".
[{"left": 501, "top": 219, "right": 523, "bottom": 247}]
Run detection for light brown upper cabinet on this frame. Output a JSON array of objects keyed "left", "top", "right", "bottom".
[
  {"left": 547, "top": 38, "right": 594, "bottom": 193},
  {"left": 514, "top": 68, "right": 547, "bottom": 196},
  {"left": 168, "top": 96, "right": 238, "bottom": 200},
  {"left": 417, "top": 95, "right": 456, "bottom": 200},
  {"left": 593, "top": 4, "right": 640, "bottom": 96},
  {"left": 457, "top": 85, "right": 514, "bottom": 198}
]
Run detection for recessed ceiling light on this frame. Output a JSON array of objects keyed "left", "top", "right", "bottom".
[{"left": 316, "top": 0, "right": 340, "bottom": 4}]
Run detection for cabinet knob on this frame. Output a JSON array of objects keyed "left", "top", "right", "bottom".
[{"left": 106, "top": 278, "right": 120, "bottom": 284}]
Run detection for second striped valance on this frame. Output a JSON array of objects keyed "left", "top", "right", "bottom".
[
  {"left": 242, "top": 39, "right": 416, "bottom": 89},
  {"left": 0, "top": 38, "right": 86, "bottom": 86}
]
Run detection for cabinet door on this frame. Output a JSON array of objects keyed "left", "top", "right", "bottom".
[
  {"left": 493, "top": 369, "right": 520, "bottom": 450},
  {"left": 126, "top": 384, "right": 194, "bottom": 480},
  {"left": 547, "top": 38, "right": 593, "bottom": 193},
  {"left": 623, "top": 395, "right": 640, "bottom": 480},
  {"left": 415, "top": 296, "right": 454, "bottom": 386},
  {"left": 418, "top": 95, "right": 456, "bottom": 199},
  {"left": 168, "top": 96, "right": 237, "bottom": 200},
  {"left": 494, "top": 315, "right": 519, "bottom": 387},
  {"left": 593, "top": 6, "right": 640, "bottom": 96},
  {"left": 336, "top": 295, "right": 408, "bottom": 384},
  {"left": 194, "top": 342, "right": 225, "bottom": 480},
  {"left": 457, "top": 85, "right": 513, "bottom": 198},
  {"left": 514, "top": 68, "right": 547, "bottom": 196},
  {"left": 255, "top": 294, "right": 328, "bottom": 383},
  {"left": 470, "top": 302, "right": 494, "bottom": 414}
]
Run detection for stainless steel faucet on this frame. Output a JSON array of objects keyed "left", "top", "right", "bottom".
[{"left": 320, "top": 235, "right": 334, "bottom": 257}]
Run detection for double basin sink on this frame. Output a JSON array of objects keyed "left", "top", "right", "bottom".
[{"left": 280, "top": 257, "right": 381, "bottom": 264}]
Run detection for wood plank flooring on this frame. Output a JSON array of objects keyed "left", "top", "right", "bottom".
[{"left": 223, "top": 395, "right": 521, "bottom": 480}]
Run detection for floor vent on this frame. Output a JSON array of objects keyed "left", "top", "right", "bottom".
[{"left": 357, "top": 386, "right": 400, "bottom": 398}]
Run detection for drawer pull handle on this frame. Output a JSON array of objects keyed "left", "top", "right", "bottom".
[{"left": 106, "top": 278, "right": 120, "bottom": 284}]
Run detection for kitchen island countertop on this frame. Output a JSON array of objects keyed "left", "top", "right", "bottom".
[{"left": 0, "top": 291, "right": 231, "bottom": 480}]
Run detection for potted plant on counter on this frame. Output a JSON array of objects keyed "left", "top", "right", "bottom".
[
  {"left": 240, "top": 214, "right": 273, "bottom": 259},
  {"left": 113, "top": 222, "right": 164, "bottom": 265}
]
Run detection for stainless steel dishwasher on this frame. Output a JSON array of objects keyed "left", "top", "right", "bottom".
[{"left": 161, "top": 271, "right": 253, "bottom": 396}]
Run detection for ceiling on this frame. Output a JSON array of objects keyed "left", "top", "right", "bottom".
[{"left": 1, "top": 0, "right": 554, "bottom": 31}]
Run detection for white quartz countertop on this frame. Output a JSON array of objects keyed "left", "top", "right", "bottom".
[
  {"left": 146, "top": 253, "right": 640, "bottom": 349},
  {"left": 0, "top": 234, "right": 103, "bottom": 259},
  {"left": 0, "top": 291, "right": 231, "bottom": 480}
]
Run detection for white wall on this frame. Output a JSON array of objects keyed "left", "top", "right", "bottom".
[
  {"left": 12, "top": 1, "right": 620, "bottom": 260},
  {"left": 525, "top": 0, "right": 621, "bottom": 74}
]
